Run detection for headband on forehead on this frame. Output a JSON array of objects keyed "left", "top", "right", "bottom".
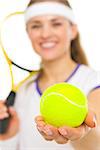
[{"left": 24, "top": 2, "right": 76, "bottom": 24}]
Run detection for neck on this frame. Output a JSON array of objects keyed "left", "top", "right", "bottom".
[{"left": 41, "top": 55, "right": 77, "bottom": 82}]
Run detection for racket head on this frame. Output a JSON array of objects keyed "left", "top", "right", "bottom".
[
  {"left": 0, "top": 12, "right": 41, "bottom": 99},
  {"left": 0, "top": 12, "right": 41, "bottom": 71}
]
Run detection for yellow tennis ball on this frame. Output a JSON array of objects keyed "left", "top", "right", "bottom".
[{"left": 40, "top": 83, "right": 88, "bottom": 127}]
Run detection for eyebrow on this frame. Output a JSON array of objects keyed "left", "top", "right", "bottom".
[
  {"left": 29, "top": 17, "right": 64, "bottom": 24},
  {"left": 51, "top": 18, "right": 63, "bottom": 22}
]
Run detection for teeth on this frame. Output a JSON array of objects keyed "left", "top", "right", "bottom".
[{"left": 41, "top": 42, "right": 56, "bottom": 48}]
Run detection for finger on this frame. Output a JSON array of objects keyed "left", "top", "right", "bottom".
[
  {"left": 8, "top": 107, "right": 17, "bottom": 118},
  {"left": 0, "top": 103, "right": 9, "bottom": 119},
  {"left": 0, "top": 106, "right": 7, "bottom": 113},
  {"left": 58, "top": 125, "right": 85, "bottom": 141},
  {"left": 0, "top": 100, "right": 6, "bottom": 105},
  {"left": 0, "top": 102, "right": 7, "bottom": 113},
  {"left": 35, "top": 117, "right": 53, "bottom": 141},
  {"left": 37, "top": 125, "right": 54, "bottom": 141},
  {"left": 35, "top": 116, "right": 45, "bottom": 124},
  {"left": 37, "top": 123, "right": 68, "bottom": 143},
  {"left": 0, "top": 112, "right": 9, "bottom": 119},
  {"left": 55, "top": 135, "right": 69, "bottom": 144},
  {"left": 35, "top": 116, "right": 44, "bottom": 123},
  {"left": 37, "top": 120, "right": 46, "bottom": 127},
  {"left": 35, "top": 116, "right": 46, "bottom": 129},
  {"left": 37, "top": 124, "right": 57, "bottom": 141},
  {"left": 0, "top": 106, "right": 17, "bottom": 120},
  {"left": 44, "top": 135, "right": 54, "bottom": 141},
  {"left": 84, "top": 111, "right": 97, "bottom": 128},
  {"left": 44, "top": 125, "right": 68, "bottom": 144},
  {"left": 43, "top": 125, "right": 54, "bottom": 136}
]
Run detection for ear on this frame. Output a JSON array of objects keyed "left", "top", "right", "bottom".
[{"left": 70, "top": 24, "right": 78, "bottom": 40}]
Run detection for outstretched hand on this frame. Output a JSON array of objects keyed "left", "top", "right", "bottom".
[{"left": 35, "top": 111, "right": 96, "bottom": 144}]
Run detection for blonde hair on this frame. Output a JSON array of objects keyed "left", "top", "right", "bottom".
[{"left": 27, "top": 0, "right": 88, "bottom": 65}]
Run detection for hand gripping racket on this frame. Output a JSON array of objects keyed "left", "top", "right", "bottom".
[{"left": 0, "top": 12, "right": 40, "bottom": 133}]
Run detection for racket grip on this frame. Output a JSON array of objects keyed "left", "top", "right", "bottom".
[
  {"left": 6, "top": 91, "right": 16, "bottom": 107},
  {"left": 0, "top": 91, "right": 16, "bottom": 134}
]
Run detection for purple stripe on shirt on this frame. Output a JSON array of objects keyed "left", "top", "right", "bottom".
[
  {"left": 65, "top": 64, "right": 81, "bottom": 82},
  {"left": 36, "top": 80, "right": 42, "bottom": 96},
  {"left": 92, "top": 85, "right": 100, "bottom": 90}
]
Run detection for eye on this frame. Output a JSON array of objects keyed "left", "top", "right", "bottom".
[
  {"left": 52, "top": 22, "right": 62, "bottom": 27},
  {"left": 31, "top": 24, "right": 42, "bottom": 29}
]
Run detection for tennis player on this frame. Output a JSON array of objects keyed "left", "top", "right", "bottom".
[{"left": 0, "top": 0, "right": 100, "bottom": 149}]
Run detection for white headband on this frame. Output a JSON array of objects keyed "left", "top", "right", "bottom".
[{"left": 24, "top": 2, "right": 76, "bottom": 24}]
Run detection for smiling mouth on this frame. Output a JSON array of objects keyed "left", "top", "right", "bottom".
[{"left": 40, "top": 42, "right": 57, "bottom": 49}]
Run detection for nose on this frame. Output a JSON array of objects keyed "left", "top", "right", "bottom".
[{"left": 41, "top": 24, "right": 52, "bottom": 39}]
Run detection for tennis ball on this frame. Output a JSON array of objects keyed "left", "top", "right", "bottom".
[{"left": 40, "top": 83, "right": 88, "bottom": 127}]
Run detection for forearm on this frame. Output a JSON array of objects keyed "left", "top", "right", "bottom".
[
  {"left": 71, "top": 126, "right": 100, "bottom": 150},
  {"left": 71, "top": 89, "right": 100, "bottom": 150}
]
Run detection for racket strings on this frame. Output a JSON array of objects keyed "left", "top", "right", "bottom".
[
  {"left": 0, "top": 11, "right": 40, "bottom": 92},
  {"left": 0, "top": 38, "right": 39, "bottom": 92},
  {"left": 0, "top": 37, "right": 15, "bottom": 90}
]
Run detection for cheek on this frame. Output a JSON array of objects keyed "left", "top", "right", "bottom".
[
  {"left": 59, "top": 30, "right": 72, "bottom": 52},
  {"left": 67, "top": 29, "right": 72, "bottom": 39},
  {"left": 27, "top": 32, "right": 39, "bottom": 52},
  {"left": 28, "top": 30, "right": 39, "bottom": 42},
  {"left": 58, "top": 28, "right": 71, "bottom": 43},
  {"left": 28, "top": 33, "right": 35, "bottom": 42},
  {"left": 27, "top": 31, "right": 32, "bottom": 41},
  {"left": 60, "top": 34, "right": 70, "bottom": 46}
]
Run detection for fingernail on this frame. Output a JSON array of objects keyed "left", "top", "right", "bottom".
[
  {"left": 93, "top": 115, "right": 97, "bottom": 127},
  {"left": 44, "top": 128, "right": 53, "bottom": 136},
  {"left": 37, "top": 126, "right": 44, "bottom": 132},
  {"left": 59, "top": 129, "right": 68, "bottom": 136}
]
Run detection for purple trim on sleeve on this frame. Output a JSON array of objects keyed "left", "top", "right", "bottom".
[
  {"left": 36, "top": 64, "right": 81, "bottom": 96},
  {"left": 92, "top": 85, "right": 100, "bottom": 91}
]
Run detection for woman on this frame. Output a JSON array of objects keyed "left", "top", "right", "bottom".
[{"left": 0, "top": 0, "right": 100, "bottom": 149}]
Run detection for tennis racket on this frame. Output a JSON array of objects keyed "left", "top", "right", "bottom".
[{"left": 0, "top": 12, "right": 41, "bottom": 133}]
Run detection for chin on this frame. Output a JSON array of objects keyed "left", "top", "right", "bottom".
[{"left": 42, "top": 56, "right": 59, "bottom": 62}]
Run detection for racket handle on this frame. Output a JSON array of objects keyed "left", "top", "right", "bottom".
[
  {"left": 0, "top": 91, "right": 16, "bottom": 134},
  {"left": 6, "top": 91, "right": 16, "bottom": 106}
]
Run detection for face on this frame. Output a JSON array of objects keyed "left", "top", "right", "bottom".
[{"left": 27, "top": 15, "right": 77, "bottom": 61}]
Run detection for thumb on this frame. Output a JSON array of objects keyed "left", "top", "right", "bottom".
[
  {"left": 8, "top": 107, "right": 17, "bottom": 118},
  {"left": 84, "top": 111, "right": 97, "bottom": 128}
]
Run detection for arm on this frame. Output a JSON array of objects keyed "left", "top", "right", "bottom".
[{"left": 71, "top": 88, "right": 100, "bottom": 150}]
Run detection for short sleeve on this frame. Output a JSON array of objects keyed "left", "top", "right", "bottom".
[
  {"left": 85, "top": 70, "right": 100, "bottom": 94},
  {"left": 68, "top": 65, "right": 100, "bottom": 95}
]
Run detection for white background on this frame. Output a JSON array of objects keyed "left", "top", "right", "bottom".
[{"left": 0, "top": 0, "right": 100, "bottom": 99}]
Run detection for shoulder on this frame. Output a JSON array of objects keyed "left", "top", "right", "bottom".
[
  {"left": 70, "top": 64, "right": 100, "bottom": 95},
  {"left": 78, "top": 64, "right": 97, "bottom": 75},
  {"left": 79, "top": 65, "right": 100, "bottom": 93},
  {"left": 76, "top": 64, "right": 99, "bottom": 81}
]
